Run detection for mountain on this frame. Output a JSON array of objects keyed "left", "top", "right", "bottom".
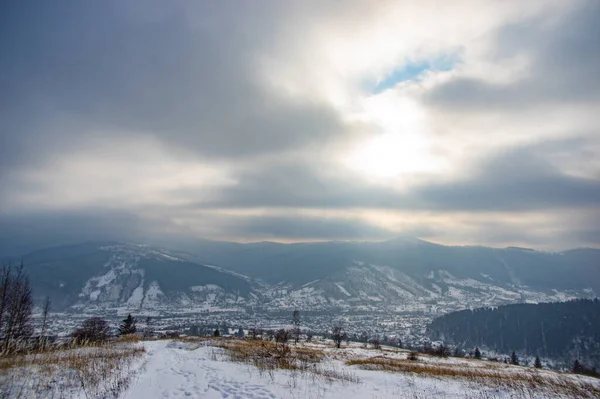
[
  {"left": 428, "top": 299, "right": 600, "bottom": 368},
  {"left": 185, "top": 238, "right": 599, "bottom": 311},
  {"left": 4, "top": 238, "right": 599, "bottom": 315},
  {"left": 19, "top": 242, "right": 254, "bottom": 313}
]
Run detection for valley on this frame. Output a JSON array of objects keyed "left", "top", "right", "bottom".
[{"left": 15, "top": 239, "right": 598, "bottom": 349}]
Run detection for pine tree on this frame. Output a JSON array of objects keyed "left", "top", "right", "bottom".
[
  {"left": 213, "top": 329, "right": 220, "bottom": 337},
  {"left": 118, "top": 314, "right": 137, "bottom": 336},
  {"left": 474, "top": 347, "right": 482, "bottom": 359},
  {"left": 510, "top": 351, "right": 519, "bottom": 365},
  {"left": 292, "top": 309, "right": 301, "bottom": 344},
  {"left": 534, "top": 356, "right": 542, "bottom": 369},
  {"left": 572, "top": 359, "right": 583, "bottom": 374}
]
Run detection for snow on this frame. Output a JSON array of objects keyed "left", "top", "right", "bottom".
[
  {"left": 122, "top": 340, "right": 600, "bottom": 399},
  {"left": 190, "top": 284, "right": 222, "bottom": 292},
  {"left": 127, "top": 284, "right": 145, "bottom": 307},
  {"left": 127, "top": 340, "right": 451, "bottom": 399},
  {"left": 90, "top": 290, "right": 101, "bottom": 301},
  {"left": 96, "top": 269, "right": 118, "bottom": 287},
  {"left": 142, "top": 281, "right": 164, "bottom": 308},
  {"left": 5, "top": 339, "right": 599, "bottom": 399},
  {"left": 335, "top": 282, "right": 351, "bottom": 296}
]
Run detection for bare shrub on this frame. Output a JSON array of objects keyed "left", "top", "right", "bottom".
[
  {"left": 331, "top": 326, "right": 346, "bottom": 349},
  {"left": 370, "top": 339, "right": 381, "bottom": 350},
  {"left": 72, "top": 317, "right": 110, "bottom": 343}
]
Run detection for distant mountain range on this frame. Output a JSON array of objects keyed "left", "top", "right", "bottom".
[{"left": 3, "top": 238, "right": 598, "bottom": 315}]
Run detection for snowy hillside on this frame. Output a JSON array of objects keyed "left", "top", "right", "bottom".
[
  {"left": 126, "top": 339, "right": 600, "bottom": 399},
  {"left": 19, "top": 241, "right": 598, "bottom": 317},
  {"left": 23, "top": 242, "right": 255, "bottom": 314},
  {"left": 4, "top": 338, "right": 599, "bottom": 398}
]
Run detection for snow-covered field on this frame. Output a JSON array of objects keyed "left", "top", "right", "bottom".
[
  {"left": 2, "top": 339, "right": 599, "bottom": 398},
  {"left": 126, "top": 340, "right": 599, "bottom": 399}
]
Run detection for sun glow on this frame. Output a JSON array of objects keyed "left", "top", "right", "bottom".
[{"left": 343, "top": 95, "right": 441, "bottom": 181}]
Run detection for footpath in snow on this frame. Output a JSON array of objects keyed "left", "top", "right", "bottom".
[
  {"left": 127, "top": 341, "right": 278, "bottom": 399},
  {"left": 124, "top": 340, "right": 571, "bottom": 399}
]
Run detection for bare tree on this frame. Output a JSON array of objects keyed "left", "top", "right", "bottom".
[
  {"left": 331, "top": 326, "right": 346, "bottom": 349},
  {"left": 0, "top": 264, "right": 12, "bottom": 340},
  {"left": 72, "top": 317, "right": 110, "bottom": 343},
  {"left": 275, "top": 328, "right": 291, "bottom": 344},
  {"left": 274, "top": 329, "right": 291, "bottom": 356},
  {"left": 249, "top": 327, "right": 259, "bottom": 340},
  {"left": 1, "top": 263, "right": 34, "bottom": 353},
  {"left": 39, "top": 296, "right": 51, "bottom": 350}
]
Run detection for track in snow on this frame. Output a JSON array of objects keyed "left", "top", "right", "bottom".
[{"left": 126, "top": 341, "right": 276, "bottom": 399}]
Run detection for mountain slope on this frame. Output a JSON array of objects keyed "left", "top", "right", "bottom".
[
  {"left": 8, "top": 238, "right": 599, "bottom": 314},
  {"left": 188, "top": 238, "right": 600, "bottom": 293},
  {"left": 428, "top": 299, "right": 600, "bottom": 368},
  {"left": 21, "top": 242, "right": 254, "bottom": 312}
]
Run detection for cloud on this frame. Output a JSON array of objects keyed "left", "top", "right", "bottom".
[
  {"left": 1, "top": 0, "right": 599, "bottom": 251},
  {"left": 182, "top": 140, "right": 599, "bottom": 213},
  {"left": 0, "top": 209, "right": 147, "bottom": 257},
  {"left": 202, "top": 214, "right": 394, "bottom": 241},
  {"left": 423, "top": 1, "right": 600, "bottom": 109},
  {"left": 0, "top": 0, "right": 358, "bottom": 174},
  {"left": 411, "top": 142, "right": 600, "bottom": 212}
]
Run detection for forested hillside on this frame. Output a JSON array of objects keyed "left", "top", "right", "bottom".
[{"left": 428, "top": 299, "right": 600, "bottom": 368}]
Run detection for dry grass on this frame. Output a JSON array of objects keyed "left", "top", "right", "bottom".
[
  {"left": 0, "top": 341, "right": 145, "bottom": 399},
  {"left": 346, "top": 355, "right": 600, "bottom": 399},
  {"left": 211, "top": 338, "right": 359, "bottom": 384}
]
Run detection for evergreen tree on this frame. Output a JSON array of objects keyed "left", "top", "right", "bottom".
[
  {"left": 292, "top": 309, "right": 301, "bottom": 344},
  {"left": 213, "top": 328, "right": 220, "bottom": 337},
  {"left": 510, "top": 351, "right": 519, "bottom": 365},
  {"left": 428, "top": 299, "right": 600, "bottom": 369},
  {"left": 474, "top": 347, "right": 482, "bottom": 359},
  {"left": 572, "top": 359, "right": 583, "bottom": 374},
  {"left": 534, "top": 356, "right": 542, "bottom": 369},
  {"left": 119, "top": 313, "right": 137, "bottom": 336}
]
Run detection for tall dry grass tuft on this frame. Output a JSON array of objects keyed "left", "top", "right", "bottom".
[
  {"left": 212, "top": 338, "right": 359, "bottom": 384},
  {"left": 346, "top": 356, "right": 600, "bottom": 399},
  {"left": 0, "top": 340, "right": 145, "bottom": 399}
]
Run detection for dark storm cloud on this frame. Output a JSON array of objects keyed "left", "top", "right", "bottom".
[
  {"left": 423, "top": 1, "right": 600, "bottom": 109},
  {"left": 0, "top": 0, "right": 348, "bottom": 173},
  {"left": 0, "top": 209, "right": 148, "bottom": 257},
  {"left": 413, "top": 144, "right": 600, "bottom": 212},
  {"left": 1, "top": 0, "right": 598, "bottom": 250},
  {"left": 182, "top": 160, "right": 403, "bottom": 209},
  {"left": 208, "top": 214, "right": 394, "bottom": 241}
]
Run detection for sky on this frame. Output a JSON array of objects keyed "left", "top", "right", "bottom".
[{"left": 1, "top": 0, "right": 599, "bottom": 251}]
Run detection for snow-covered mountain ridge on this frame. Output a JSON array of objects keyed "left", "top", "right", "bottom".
[{"left": 17, "top": 240, "right": 599, "bottom": 315}]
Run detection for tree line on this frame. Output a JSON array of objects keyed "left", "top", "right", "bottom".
[{"left": 428, "top": 299, "right": 600, "bottom": 371}]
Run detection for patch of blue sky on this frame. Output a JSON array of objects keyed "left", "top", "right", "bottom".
[{"left": 371, "top": 54, "right": 459, "bottom": 93}]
